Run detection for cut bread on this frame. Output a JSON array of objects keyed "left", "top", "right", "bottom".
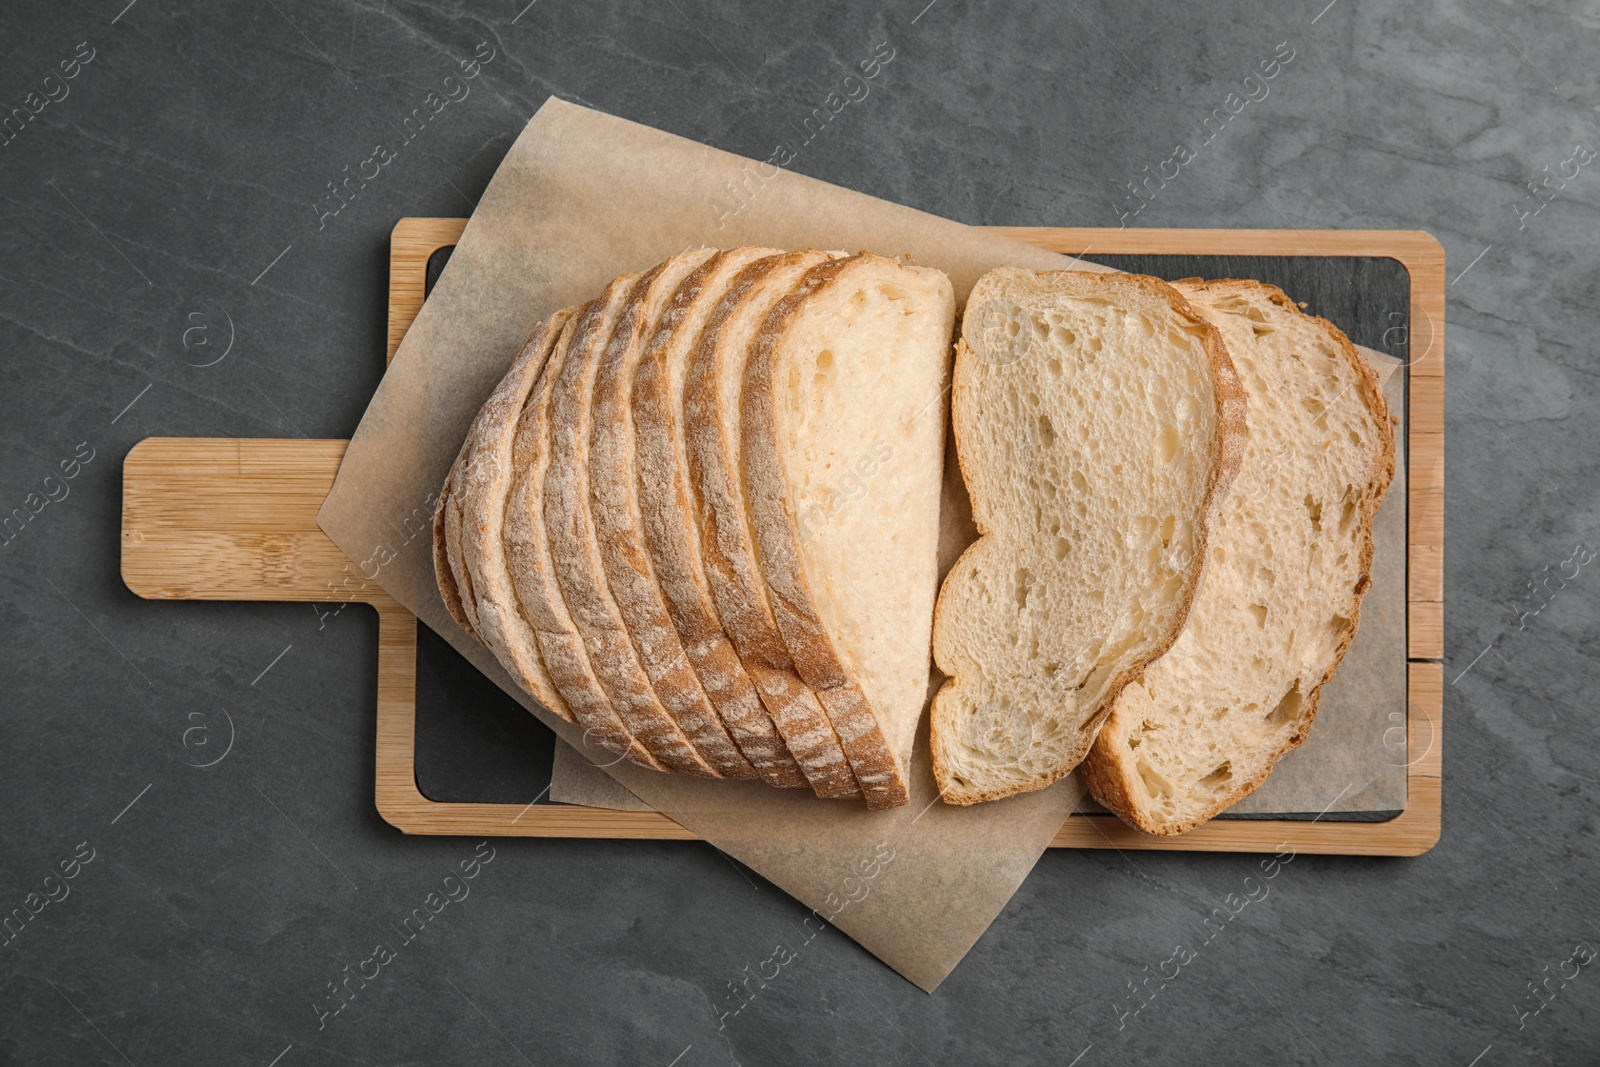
[
  {"left": 504, "top": 308, "right": 665, "bottom": 771},
  {"left": 433, "top": 473, "right": 476, "bottom": 639},
  {"left": 598, "top": 249, "right": 810, "bottom": 789},
  {"left": 581, "top": 249, "right": 762, "bottom": 780},
  {"left": 931, "top": 268, "right": 1247, "bottom": 805},
  {"left": 444, "top": 489, "right": 480, "bottom": 639},
  {"left": 682, "top": 251, "right": 866, "bottom": 800},
  {"left": 642, "top": 249, "right": 859, "bottom": 799},
  {"left": 1082, "top": 279, "right": 1395, "bottom": 834},
  {"left": 544, "top": 268, "right": 720, "bottom": 777},
  {"left": 742, "top": 253, "right": 956, "bottom": 810},
  {"left": 457, "top": 306, "right": 578, "bottom": 722}
]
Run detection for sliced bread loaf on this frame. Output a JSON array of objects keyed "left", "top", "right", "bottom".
[
  {"left": 457, "top": 306, "right": 578, "bottom": 722},
  {"left": 681, "top": 251, "right": 865, "bottom": 800},
  {"left": 505, "top": 306, "right": 665, "bottom": 771},
  {"left": 599, "top": 249, "right": 810, "bottom": 789},
  {"left": 544, "top": 268, "right": 720, "bottom": 777},
  {"left": 581, "top": 249, "right": 762, "bottom": 780},
  {"left": 742, "top": 254, "right": 957, "bottom": 810},
  {"left": 1082, "top": 279, "right": 1394, "bottom": 834},
  {"left": 931, "top": 268, "right": 1247, "bottom": 804}
]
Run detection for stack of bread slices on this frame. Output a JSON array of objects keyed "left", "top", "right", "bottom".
[
  {"left": 436, "top": 248, "right": 956, "bottom": 809},
  {"left": 434, "top": 253, "right": 1393, "bottom": 830},
  {"left": 931, "top": 269, "right": 1393, "bottom": 832}
]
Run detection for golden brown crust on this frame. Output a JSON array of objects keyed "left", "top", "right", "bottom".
[
  {"left": 587, "top": 250, "right": 763, "bottom": 780},
  {"left": 458, "top": 307, "right": 578, "bottom": 722},
  {"left": 1083, "top": 278, "right": 1394, "bottom": 834},
  {"left": 622, "top": 248, "right": 812, "bottom": 790},
  {"left": 444, "top": 488, "right": 482, "bottom": 636},
  {"left": 931, "top": 269, "right": 1247, "bottom": 806},
  {"left": 742, "top": 253, "right": 918, "bottom": 810},
  {"left": 544, "top": 271, "right": 718, "bottom": 777},
  {"left": 433, "top": 471, "right": 476, "bottom": 639},
  {"left": 504, "top": 305, "right": 666, "bottom": 772},
  {"left": 681, "top": 250, "right": 864, "bottom": 800}
]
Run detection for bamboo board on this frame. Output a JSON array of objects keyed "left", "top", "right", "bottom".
[{"left": 122, "top": 218, "right": 1443, "bottom": 855}]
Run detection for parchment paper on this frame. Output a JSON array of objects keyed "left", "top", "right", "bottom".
[
  {"left": 549, "top": 740, "right": 652, "bottom": 811},
  {"left": 318, "top": 98, "right": 1114, "bottom": 991}
]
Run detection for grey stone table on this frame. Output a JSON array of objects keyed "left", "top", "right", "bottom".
[{"left": 1, "top": 1, "right": 1594, "bottom": 1063}]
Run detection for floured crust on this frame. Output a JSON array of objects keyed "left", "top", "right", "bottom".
[
  {"left": 608, "top": 249, "right": 809, "bottom": 788},
  {"left": 681, "top": 250, "right": 864, "bottom": 800},
  {"left": 1082, "top": 278, "right": 1394, "bottom": 834},
  {"left": 433, "top": 472, "right": 475, "bottom": 638},
  {"left": 458, "top": 307, "right": 577, "bottom": 722},
  {"left": 586, "top": 250, "right": 761, "bottom": 780},
  {"left": 931, "top": 268, "right": 1247, "bottom": 805},
  {"left": 444, "top": 487, "right": 482, "bottom": 636},
  {"left": 636, "top": 248, "right": 854, "bottom": 797},
  {"left": 741, "top": 253, "right": 931, "bottom": 810},
  {"left": 504, "top": 307, "right": 665, "bottom": 771},
  {"left": 544, "top": 272, "right": 719, "bottom": 777}
]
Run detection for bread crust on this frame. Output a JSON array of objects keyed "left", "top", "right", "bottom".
[
  {"left": 433, "top": 471, "right": 476, "bottom": 639},
  {"left": 619, "top": 249, "right": 812, "bottom": 789},
  {"left": 504, "top": 307, "right": 665, "bottom": 771},
  {"left": 543, "top": 271, "right": 718, "bottom": 777},
  {"left": 587, "top": 250, "right": 763, "bottom": 780},
  {"left": 1081, "top": 278, "right": 1394, "bottom": 834},
  {"left": 444, "top": 488, "right": 482, "bottom": 635},
  {"left": 742, "top": 253, "right": 934, "bottom": 810},
  {"left": 458, "top": 307, "right": 578, "bottom": 722},
  {"left": 681, "top": 250, "right": 864, "bottom": 800},
  {"left": 931, "top": 268, "right": 1247, "bottom": 805}
]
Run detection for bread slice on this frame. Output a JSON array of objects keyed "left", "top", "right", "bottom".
[
  {"left": 930, "top": 268, "right": 1247, "bottom": 804},
  {"left": 642, "top": 249, "right": 859, "bottom": 799},
  {"left": 444, "top": 492, "right": 480, "bottom": 633},
  {"left": 579, "top": 249, "right": 761, "bottom": 780},
  {"left": 597, "top": 249, "right": 809, "bottom": 789},
  {"left": 456, "top": 307, "right": 578, "bottom": 722},
  {"left": 742, "top": 254, "right": 957, "bottom": 810},
  {"left": 682, "top": 251, "right": 865, "bottom": 800},
  {"left": 433, "top": 471, "right": 485, "bottom": 639},
  {"left": 544, "top": 268, "right": 721, "bottom": 777},
  {"left": 433, "top": 472, "right": 477, "bottom": 639},
  {"left": 1082, "top": 279, "right": 1395, "bottom": 834},
  {"left": 505, "top": 307, "right": 665, "bottom": 771}
]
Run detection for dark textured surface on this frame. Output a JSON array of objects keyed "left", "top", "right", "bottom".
[
  {"left": 1, "top": 2, "right": 1594, "bottom": 1064},
  {"left": 414, "top": 623, "right": 556, "bottom": 804}
]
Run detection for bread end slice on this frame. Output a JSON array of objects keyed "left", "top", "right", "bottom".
[
  {"left": 459, "top": 307, "right": 579, "bottom": 723},
  {"left": 434, "top": 471, "right": 476, "bottom": 639}
]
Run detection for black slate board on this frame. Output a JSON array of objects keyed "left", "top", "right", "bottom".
[{"left": 413, "top": 249, "right": 1411, "bottom": 815}]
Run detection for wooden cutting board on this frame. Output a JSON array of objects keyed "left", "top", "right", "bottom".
[{"left": 121, "top": 218, "right": 1443, "bottom": 855}]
